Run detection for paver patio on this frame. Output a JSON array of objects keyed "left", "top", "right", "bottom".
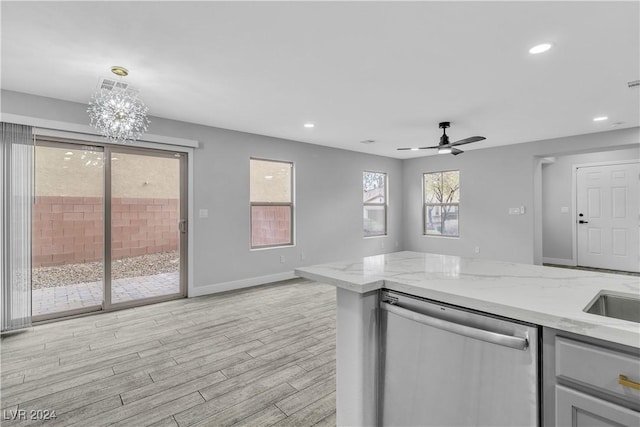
[{"left": 32, "top": 271, "right": 180, "bottom": 316}]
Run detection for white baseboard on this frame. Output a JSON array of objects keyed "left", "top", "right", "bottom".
[
  {"left": 189, "top": 271, "right": 297, "bottom": 297},
  {"left": 543, "top": 257, "right": 576, "bottom": 266}
]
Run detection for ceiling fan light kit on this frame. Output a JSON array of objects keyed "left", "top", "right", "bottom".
[{"left": 398, "top": 121, "right": 486, "bottom": 155}]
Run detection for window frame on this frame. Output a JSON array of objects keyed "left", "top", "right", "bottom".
[
  {"left": 363, "top": 170, "right": 388, "bottom": 238},
  {"left": 250, "top": 157, "right": 294, "bottom": 249},
  {"left": 423, "top": 170, "right": 460, "bottom": 238}
]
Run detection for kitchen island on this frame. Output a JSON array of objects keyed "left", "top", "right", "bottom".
[{"left": 295, "top": 251, "right": 640, "bottom": 426}]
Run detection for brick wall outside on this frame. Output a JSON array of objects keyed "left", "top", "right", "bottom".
[
  {"left": 251, "top": 205, "right": 291, "bottom": 247},
  {"left": 33, "top": 196, "right": 179, "bottom": 268}
]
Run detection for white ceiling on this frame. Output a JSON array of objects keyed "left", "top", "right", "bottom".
[{"left": 2, "top": 1, "right": 638, "bottom": 159}]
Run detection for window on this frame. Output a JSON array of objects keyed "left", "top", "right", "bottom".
[
  {"left": 250, "top": 158, "right": 293, "bottom": 248},
  {"left": 424, "top": 170, "right": 459, "bottom": 237},
  {"left": 363, "top": 171, "right": 387, "bottom": 237}
]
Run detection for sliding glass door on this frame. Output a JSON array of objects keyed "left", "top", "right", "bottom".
[
  {"left": 32, "top": 139, "right": 186, "bottom": 321},
  {"left": 108, "top": 148, "right": 185, "bottom": 307},
  {"left": 32, "top": 142, "right": 105, "bottom": 318}
]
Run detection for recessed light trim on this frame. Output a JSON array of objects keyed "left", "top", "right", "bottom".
[
  {"left": 303, "top": 123, "right": 315, "bottom": 128},
  {"left": 593, "top": 116, "right": 608, "bottom": 122},
  {"left": 111, "top": 66, "right": 129, "bottom": 77},
  {"left": 529, "top": 43, "right": 552, "bottom": 54}
]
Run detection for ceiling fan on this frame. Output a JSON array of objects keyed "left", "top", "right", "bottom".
[{"left": 398, "top": 122, "right": 486, "bottom": 155}]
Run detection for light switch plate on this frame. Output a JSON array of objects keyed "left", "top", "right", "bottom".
[{"left": 199, "top": 209, "right": 209, "bottom": 218}]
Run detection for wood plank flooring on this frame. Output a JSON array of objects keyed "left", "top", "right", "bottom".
[{"left": 0, "top": 279, "right": 337, "bottom": 426}]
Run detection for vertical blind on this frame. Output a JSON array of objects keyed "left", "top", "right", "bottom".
[{"left": 1, "top": 122, "right": 33, "bottom": 332}]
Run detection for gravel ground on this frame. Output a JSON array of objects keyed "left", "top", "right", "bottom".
[{"left": 32, "top": 251, "right": 180, "bottom": 289}]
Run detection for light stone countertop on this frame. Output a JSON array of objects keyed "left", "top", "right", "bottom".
[{"left": 295, "top": 251, "right": 640, "bottom": 349}]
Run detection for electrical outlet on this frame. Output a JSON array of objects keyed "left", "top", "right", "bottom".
[
  {"left": 380, "top": 241, "right": 385, "bottom": 249},
  {"left": 280, "top": 255, "right": 285, "bottom": 264},
  {"left": 474, "top": 246, "right": 480, "bottom": 254},
  {"left": 300, "top": 252, "right": 305, "bottom": 261},
  {"left": 198, "top": 209, "right": 209, "bottom": 218}
]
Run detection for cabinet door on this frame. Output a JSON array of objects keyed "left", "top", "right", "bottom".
[{"left": 556, "top": 385, "right": 640, "bottom": 427}]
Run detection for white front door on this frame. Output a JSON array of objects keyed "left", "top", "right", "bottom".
[{"left": 576, "top": 162, "right": 639, "bottom": 273}]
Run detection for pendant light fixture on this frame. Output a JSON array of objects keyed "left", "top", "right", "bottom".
[{"left": 87, "top": 66, "right": 150, "bottom": 144}]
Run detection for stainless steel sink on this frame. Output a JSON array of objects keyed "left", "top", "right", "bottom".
[{"left": 584, "top": 291, "right": 640, "bottom": 323}]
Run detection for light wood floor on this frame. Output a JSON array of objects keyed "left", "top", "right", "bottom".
[{"left": 0, "top": 279, "right": 337, "bottom": 427}]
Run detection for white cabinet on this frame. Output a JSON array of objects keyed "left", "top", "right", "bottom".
[
  {"left": 553, "top": 336, "right": 640, "bottom": 427},
  {"left": 556, "top": 385, "right": 640, "bottom": 427}
]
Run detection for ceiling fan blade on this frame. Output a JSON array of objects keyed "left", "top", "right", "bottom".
[
  {"left": 451, "top": 147, "right": 464, "bottom": 155},
  {"left": 450, "top": 136, "right": 486, "bottom": 146},
  {"left": 397, "top": 145, "right": 439, "bottom": 151}
]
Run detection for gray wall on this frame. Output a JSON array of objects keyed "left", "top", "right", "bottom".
[
  {"left": 3, "top": 89, "right": 639, "bottom": 282},
  {"left": 541, "top": 147, "right": 639, "bottom": 263},
  {"left": 2, "top": 90, "right": 403, "bottom": 293},
  {"left": 402, "top": 128, "right": 640, "bottom": 264}
]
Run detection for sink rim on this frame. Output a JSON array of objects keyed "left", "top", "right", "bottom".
[{"left": 583, "top": 290, "right": 640, "bottom": 323}]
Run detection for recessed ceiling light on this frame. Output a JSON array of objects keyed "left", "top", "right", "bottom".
[
  {"left": 264, "top": 175, "right": 273, "bottom": 180},
  {"left": 65, "top": 151, "right": 73, "bottom": 155},
  {"left": 303, "top": 123, "right": 315, "bottom": 128},
  {"left": 529, "top": 43, "right": 552, "bottom": 54},
  {"left": 110, "top": 66, "right": 129, "bottom": 77},
  {"left": 593, "top": 116, "right": 608, "bottom": 122}
]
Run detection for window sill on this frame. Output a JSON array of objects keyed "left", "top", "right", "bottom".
[
  {"left": 250, "top": 244, "right": 296, "bottom": 251},
  {"left": 364, "top": 234, "right": 387, "bottom": 239}
]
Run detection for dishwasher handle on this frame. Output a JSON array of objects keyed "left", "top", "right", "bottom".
[{"left": 381, "top": 301, "right": 529, "bottom": 351}]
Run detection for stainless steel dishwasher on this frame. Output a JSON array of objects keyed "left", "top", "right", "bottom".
[{"left": 380, "top": 290, "right": 539, "bottom": 426}]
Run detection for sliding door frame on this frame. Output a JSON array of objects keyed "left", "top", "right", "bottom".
[
  {"left": 32, "top": 136, "right": 188, "bottom": 322},
  {"left": 105, "top": 144, "right": 187, "bottom": 311}
]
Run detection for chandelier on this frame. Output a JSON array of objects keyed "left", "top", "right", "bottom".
[{"left": 87, "top": 66, "right": 150, "bottom": 144}]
